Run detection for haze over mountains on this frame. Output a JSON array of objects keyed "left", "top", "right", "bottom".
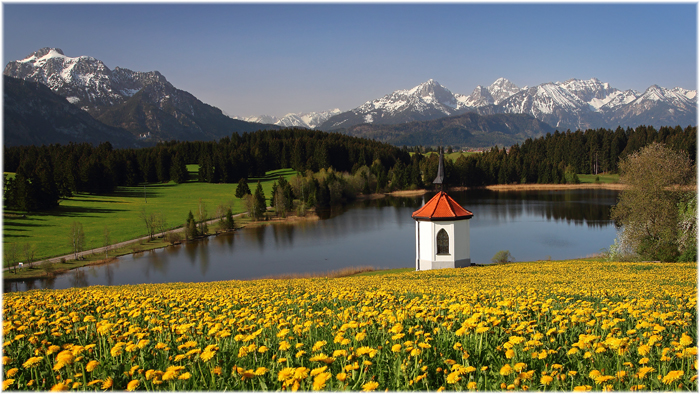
[{"left": 4, "top": 47, "right": 696, "bottom": 148}]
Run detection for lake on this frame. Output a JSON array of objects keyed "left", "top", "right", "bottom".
[{"left": 4, "top": 188, "right": 620, "bottom": 292}]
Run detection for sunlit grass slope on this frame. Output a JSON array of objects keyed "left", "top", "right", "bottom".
[
  {"left": 3, "top": 260, "right": 696, "bottom": 391},
  {"left": 3, "top": 167, "right": 296, "bottom": 262}
]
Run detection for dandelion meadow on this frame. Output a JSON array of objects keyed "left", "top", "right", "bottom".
[{"left": 2, "top": 260, "right": 697, "bottom": 391}]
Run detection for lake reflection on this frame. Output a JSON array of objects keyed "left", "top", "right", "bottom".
[{"left": 4, "top": 188, "right": 620, "bottom": 292}]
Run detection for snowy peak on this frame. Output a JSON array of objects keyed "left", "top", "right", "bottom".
[
  {"left": 235, "top": 108, "right": 341, "bottom": 129},
  {"left": 4, "top": 47, "right": 171, "bottom": 112},
  {"left": 487, "top": 78, "right": 522, "bottom": 104},
  {"left": 464, "top": 85, "right": 495, "bottom": 107}
]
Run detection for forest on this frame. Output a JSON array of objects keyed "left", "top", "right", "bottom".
[{"left": 3, "top": 124, "right": 696, "bottom": 212}]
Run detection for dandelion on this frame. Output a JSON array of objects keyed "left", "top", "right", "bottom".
[
  {"left": 278, "top": 368, "right": 295, "bottom": 382},
  {"left": 467, "top": 381, "right": 477, "bottom": 390},
  {"left": 5, "top": 368, "right": 18, "bottom": 378},
  {"left": 50, "top": 382, "right": 69, "bottom": 391},
  {"left": 635, "top": 367, "right": 655, "bottom": 379},
  {"left": 540, "top": 375, "right": 553, "bottom": 386},
  {"left": 178, "top": 372, "right": 191, "bottom": 380},
  {"left": 661, "top": 370, "right": 684, "bottom": 385},
  {"left": 336, "top": 372, "right": 347, "bottom": 382},
  {"left": 22, "top": 356, "right": 43, "bottom": 369},
  {"left": 3, "top": 379, "right": 15, "bottom": 390},
  {"left": 362, "top": 381, "right": 379, "bottom": 391},
  {"left": 312, "top": 372, "right": 331, "bottom": 391},
  {"left": 126, "top": 380, "right": 139, "bottom": 391},
  {"left": 101, "top": 377, "right": 113, "bottom": 390},
  {"left": 500, "top": 364, "right": 513, "bottom": 376}
]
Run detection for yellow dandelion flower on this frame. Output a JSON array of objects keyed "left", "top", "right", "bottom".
[
  {"left": 500, "top": 364, "right": 513, "bottom": 376},
  {"left": 178, "top": 372, "right": 191, "bottom": 380},
  {"left": 254, "top": 367, "right": 268, "bottom": 376},
  {"left": 101, "top": 377, "right": 113, "bottom": 390},
  {"left": 447, "top": 371, "right": 461, "bottom": 384},
  {"left": 540, "top": 375, "right": 553, "bottom": 385},
  {"left": 87, "top": 380, "right": 103, "bottom": 387},
  {"left": 50, "top": 382, "right": 69, "bottom": 391},
  {"left": 278, "top": 367, "right": 295, "bottom": 381},
  {"left": 126, "top": 380, "right": 139, "bottom": 391},
  {"left": 22, "top": 356, "right": 43, "bottom": 369},
  {"left": 312, "top": 372, "right": 331, "bottom": 391},
  {"left": 362, "top": 381, "right": 379, "bottom": 391},
  {"left": 573, "top": 385, "right": 592, "bottom": 391},
  {"left": 3, "top": 379, "right": 15, "bottom": 390},
  {"left": 336, "top": 372, "right": 347, "bottom": 382},
  {"left": 467, "top": 381, "right": 477, "bottom": 390},
  {"left": 5, "top": 368, "right": 18, "bottom": 378},
  {"left": 661, "top": 370, "right": 683, "bottom": 385}
]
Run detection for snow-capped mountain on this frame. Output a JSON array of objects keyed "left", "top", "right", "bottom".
[
  {"left": 4, "top": 48, "right": 166, "bottom": 114},
  {"left": 4, "top": 47, "right": 275, "bottom": 142},
  {"left": 320, "top": 77, "right": 696, "bottom": 132},
  {"left": 236, "top": 108, "right": 341, "bottom": 129},
  {"left": 318, "top": 79, "right": 473, "bottom": 130}
]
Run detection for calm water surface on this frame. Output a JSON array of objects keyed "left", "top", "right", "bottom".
[{"left": 5, "top": 189, "right": 620, "bottom": 292}]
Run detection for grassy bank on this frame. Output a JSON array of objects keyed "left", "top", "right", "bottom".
[
  {"left": 577, "top": 173, "right": 620, "bottom": 183},
  {"left": 3, "top": 167, "right": 296, "bottom": 266}
]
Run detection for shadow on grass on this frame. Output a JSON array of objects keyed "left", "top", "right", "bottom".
[{"left": 30, "top": 205, "right": 127, "bottom": 218}]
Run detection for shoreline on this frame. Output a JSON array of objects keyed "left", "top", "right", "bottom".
[{"left": 2, "top": 182, "right": 640, "bottom": 282}]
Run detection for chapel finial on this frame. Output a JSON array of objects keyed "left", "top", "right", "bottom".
[{"left": 433, "top": 147, "right": 445, "bottom": 191}]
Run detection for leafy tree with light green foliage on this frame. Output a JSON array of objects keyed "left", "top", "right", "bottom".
[{"left": 610, "top": 142, "right": 695, "bottom": 262}]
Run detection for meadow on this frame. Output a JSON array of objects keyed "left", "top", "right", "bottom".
[
  {"left": 3, "top": 167, "right": 296, "bottom": 265},
  {"left": 2, "top": 260, "right": 696, "bottom": 391}
]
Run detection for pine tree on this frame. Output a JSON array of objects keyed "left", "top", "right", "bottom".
[
  {"left": 236, "top": 178, "right": 251, "bottom": 198},
  {"left": 253, "top": 181, "right": 267, "bottom": 219}
]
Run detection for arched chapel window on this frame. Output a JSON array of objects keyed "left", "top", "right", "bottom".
[{"left": 437, "top": 229, "right": 449, "bottom": 255}]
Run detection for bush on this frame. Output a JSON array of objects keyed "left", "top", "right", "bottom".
[{"left": 491, "top": 250, "right": 514, "bottom": 264}]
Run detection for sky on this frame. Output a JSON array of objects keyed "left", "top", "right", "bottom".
[{"left": 3, "top": 3, "right": 697, "bottom": 119}]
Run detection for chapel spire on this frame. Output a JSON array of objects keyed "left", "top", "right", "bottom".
[{"left": 433, "top": 147, "right": 445, "bottom": 191}]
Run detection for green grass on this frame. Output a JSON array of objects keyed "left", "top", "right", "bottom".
[
  {"left": 409, "top": 151, "right": 479, "bottom": 161},
  {"left": 350, "top": 267, "right": 414, "bottom": 277},
  {"left": 577, "top": 173, "right": 620, "bottom": 184},
  {"left": 3, "top": 167, "right": 297, "bottom": 265}
]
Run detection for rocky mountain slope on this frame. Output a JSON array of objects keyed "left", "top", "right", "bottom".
[
  {"left": 4, "top": 48, "right": 276, "bottom": 143},
  {"left": 3, "top": 75, "right": 139, "bottom": 148},
  {"left": 343, "top": 112, "right": 554, "bottom": 147}
]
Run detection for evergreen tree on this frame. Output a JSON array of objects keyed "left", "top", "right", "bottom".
[
  {"left": 253, "top": 181, "right": 267, "bottom": 220},
  {"left": 235, "top": 178, "right": 251, "bottom": 198}
]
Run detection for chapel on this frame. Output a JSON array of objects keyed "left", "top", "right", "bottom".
[{"left": 411, "top": 149, "right": 473, "bottom": 270}]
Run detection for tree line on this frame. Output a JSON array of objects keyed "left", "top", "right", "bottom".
[
  {"left": 4, "top": 124, "right": 695, "bottom": 212},
  {"left": 421, "top": 124, "right": 696, "bottom": 188},
  {"left": 3, "top": 128, "right": 409, "bottom": 211}
]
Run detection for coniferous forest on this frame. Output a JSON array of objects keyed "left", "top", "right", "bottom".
[{"left": 3, "top": 125, "right": 696, "bottom": 212}]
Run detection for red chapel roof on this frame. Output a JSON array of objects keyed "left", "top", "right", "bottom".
[{"left": 412, "top": 191, "right": 473, "bottom": 221}]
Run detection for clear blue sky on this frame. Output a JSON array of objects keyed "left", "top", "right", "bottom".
[{"left": 3, "top": 3, "right": 697, "bottom": 118}]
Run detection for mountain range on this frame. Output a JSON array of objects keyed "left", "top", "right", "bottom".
[
  {"left": 242, "top": 78, "right": 695, "bottom": 135},
  {"left": 4, "top": 47, "right": 696, "bottom": 148},
  {"left": 234, "top": 109, "right": 341, "bottom": 129},
  {"left": 4, "top": 48, "right": 277, "bottom": 145}
]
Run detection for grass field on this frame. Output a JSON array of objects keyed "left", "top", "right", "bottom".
[
  {"left": 577, "top": 173, "right": 620, "bottom": 184},
  {"left": 410, "top": 151, "right": 480, "bottom": 161},
  {"left": 3, "top": 167, "right": 297, "bottom": 265},
  {"left": 2, "top": 260, "right": 696, "bottom": 391}
]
